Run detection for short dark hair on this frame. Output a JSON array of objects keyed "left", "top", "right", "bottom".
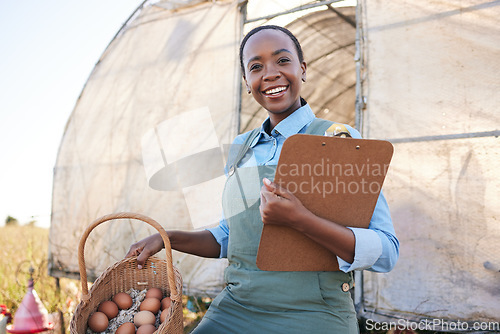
[{"left": 239, "top": 25, "right": 304, "bottom": 76}]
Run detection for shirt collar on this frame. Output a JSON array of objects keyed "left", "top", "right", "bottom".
[{"left": 250, "top": 104, "right": 316, "bottom": 147}]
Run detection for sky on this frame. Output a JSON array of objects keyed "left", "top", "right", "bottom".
[{"left": 0, "top": 0, "right": 146, "bottom": 228}]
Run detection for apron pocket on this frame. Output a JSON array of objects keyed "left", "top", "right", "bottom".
[
  {"left": 317, "top": 271, "right": 355, "bottom": 311},
  {"left": 227, "top": 270, "right": 331, "bottom": 312}
]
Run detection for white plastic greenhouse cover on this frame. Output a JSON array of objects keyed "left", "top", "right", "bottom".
[
  {"left": 355, "top": 0, "right": 500, "bottom": 327},
  {"left": 48, "top": 0, "right": 500, "bottom": 326}
]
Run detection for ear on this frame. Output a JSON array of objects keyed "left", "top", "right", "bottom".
[
  {"left": 301, "top": 61, "right": 307, "bottom": 82},
  {"left": 244, "top": 76, "right": 251, "bottom": 94}
]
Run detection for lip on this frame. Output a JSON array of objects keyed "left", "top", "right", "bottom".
[{"left": 262, "top": 85, "right": 288, "bottom": 98}]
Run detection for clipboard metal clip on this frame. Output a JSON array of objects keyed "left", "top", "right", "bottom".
[{"left": 324, "top": 123, "right": 352, "bottom": 138}]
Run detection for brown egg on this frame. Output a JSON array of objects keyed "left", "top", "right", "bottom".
[
  {"left": 134, "top": 310, "right": 156, "bottom": 327},
  {"left": 88, "top": 311, "right": 109, "bottom": 332},
  {"left": 145, "top": 287, "right": 163, "bottom": 300},
  {"left": 140, "top": 298, "right": 161, "bottom": 314},
  {"left": 160, "top": 307, "right": 170, "bottom": 323},
  {"left": 113, "top": 292, "right": 133, "bottom": 310},
  {"left": 160, "top": 297, "right": 171, "bottom": 310},
  {"left": 116, "top": 322, "right": 136, "bottom": 334},
  {"left": 136, "top": 324, "right": 156, "bottom": 334},
  {"left": 98, "top": 300, "right": 119, "bottom": 319}
]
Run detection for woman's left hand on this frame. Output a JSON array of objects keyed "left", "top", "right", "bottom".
[
  {"left": 259, "top": 177, "right": 311, "bottom": 228},
  {"left": 260, "top": 177, "right": 356, "bottom": 263}
]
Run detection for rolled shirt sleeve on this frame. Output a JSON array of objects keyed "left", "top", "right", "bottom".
[
  {"left": 337, "top": 191, "right": 400, "bottom": 273},
  {"left": 207, "top": 216, "right": 229, "bottom": 258}
]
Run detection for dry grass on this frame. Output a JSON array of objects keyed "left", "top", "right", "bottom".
[
  {"left": 0, "top": 225, "right": 80, "bottom": 332},
  {"left": 0, "top": 225, "right": 204, "bottom": 333}
]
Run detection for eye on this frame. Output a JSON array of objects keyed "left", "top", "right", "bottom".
[
  {"left": 249, "top": 63, "right": 262, "bottom": 72},
  {"left": 278, "top": 57, "right": 291, "bottom": 64}
]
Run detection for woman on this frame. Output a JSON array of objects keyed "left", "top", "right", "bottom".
[{"left": 126, "top": 25, "right": 399, "bottom": 333}]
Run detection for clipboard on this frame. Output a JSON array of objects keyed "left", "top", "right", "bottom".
[{"left": 256, "top": 134, "right": 394, "bottom": 271}]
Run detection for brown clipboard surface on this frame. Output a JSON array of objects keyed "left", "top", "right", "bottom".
[{"left": 256, "top": 134, "right": 394, "bottom": 271}]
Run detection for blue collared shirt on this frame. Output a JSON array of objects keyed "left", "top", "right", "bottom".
[{"left": 208, "top": 104, "right": 399, "bottom": 273}]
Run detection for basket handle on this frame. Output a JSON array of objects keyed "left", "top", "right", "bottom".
[{"left": 77, "top": 212, "right": 180, "bottom": 303}]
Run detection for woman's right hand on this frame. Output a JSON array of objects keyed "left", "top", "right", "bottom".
[
  {"left": 125, "top": 233, "right": 165, "bottom": 269},
  {"left": 126, "top": 230, "right": 221, "bottom": 266}
]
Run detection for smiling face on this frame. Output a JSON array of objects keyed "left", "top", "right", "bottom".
[{"left": 242, "top": 29, "right": 307, "bottom": 127}]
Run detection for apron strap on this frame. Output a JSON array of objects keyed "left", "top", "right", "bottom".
[
  {"left": 227, "top": 128, "right": 260, "bottom": 176},
  {"left": 305, "top": 118, "right": 334, "bottom": 135}
]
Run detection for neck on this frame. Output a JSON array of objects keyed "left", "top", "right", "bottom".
[{"left": 267, "top": 99, "right": 304, "bottom": 132}]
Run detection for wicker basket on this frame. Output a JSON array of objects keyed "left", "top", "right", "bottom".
[{"left": 69, "top": 212, "right": 184, "bottom": 334}]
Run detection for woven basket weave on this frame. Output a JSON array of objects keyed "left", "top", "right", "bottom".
[{"left": 69, "top": 212, "right": 184, "bottom": 334}]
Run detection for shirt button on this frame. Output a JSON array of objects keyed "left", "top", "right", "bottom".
[{"left": 341, "top": 283, "right": 350, "bottom": 292}]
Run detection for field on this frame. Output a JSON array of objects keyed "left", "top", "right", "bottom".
[
  {"left": 0, "top": 225, "right": 206, "bottom": 333},
  {"left": 0, "top": 225, "right": 79, "bottom": 332}
]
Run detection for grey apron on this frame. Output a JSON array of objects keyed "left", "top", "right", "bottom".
[{"left": 194, "top": 119, "right": 359, "bottom": 334}]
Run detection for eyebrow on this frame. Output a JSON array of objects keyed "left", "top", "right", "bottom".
[{"left": 246, "top": 48, "right": 293, "bottom": 67}]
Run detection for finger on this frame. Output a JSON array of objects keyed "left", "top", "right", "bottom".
[
  {"left": 136, "top": 249, "right": 150, "bottom": 269},
  {"left": 261, "top": 188, "right": 277, "bottom": 202},
  {"left": 125, "top": 245, "right": 140, "bottom": 259},
  {"left": 265, "top": 179, "right": 292, "bottom": 200},
  {"left": 262, "top": 183, "right": 287, "bottom": 203},
  {"left": 259, "top": 195, "right": 270, "bottom": 223},
  {"left": 263, "top": 178, "right": 275, "bottom": 192},
  {"left": 260, "top": 184, "right": 269, "bottom": 204}
]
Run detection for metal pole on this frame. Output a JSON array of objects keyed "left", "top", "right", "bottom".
[{"left": 245, "top": 0, "right": 347, "bottom": 23}]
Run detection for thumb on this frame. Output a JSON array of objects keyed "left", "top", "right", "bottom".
[{"left": 263, "top": 177, "right": 275, "bottom": 191}]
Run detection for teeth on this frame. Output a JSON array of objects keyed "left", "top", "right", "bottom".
[{"left": 265, "top": 86, "right": 286, "bottom": 94}]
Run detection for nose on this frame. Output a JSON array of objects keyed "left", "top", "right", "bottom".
[{"left": 263, "top": 64, "right": 281, "bottom": 81}]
